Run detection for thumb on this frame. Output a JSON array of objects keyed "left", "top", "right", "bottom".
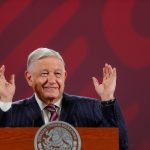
[
  {"left": 10, "top": 74, "right": 15, "bottom": 85},
  {"left": 92, "top": 77, "right": 99, "bottom": 88}
]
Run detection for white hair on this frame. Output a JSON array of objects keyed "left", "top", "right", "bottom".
[{"left": 27, "top": 48, "right": 65, "bottom": 70}]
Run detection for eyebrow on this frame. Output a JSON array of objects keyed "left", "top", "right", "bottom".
[
  {"left": 41, "top": 69, "right": 49, "bottom": 72},
  {"left": 55, "top": 69, "right": 63, "bottom": 72}
]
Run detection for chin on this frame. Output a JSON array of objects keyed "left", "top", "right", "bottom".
[{"left": 45, "top": 94, "right": 59, "bottom": 100}]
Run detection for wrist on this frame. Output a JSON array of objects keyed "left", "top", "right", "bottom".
[
  {"left": 0, "top": 96, "right": 13, "bottom": 102},
  {"left": 101, "top": 94, "right": 114, "bottom": 101}
]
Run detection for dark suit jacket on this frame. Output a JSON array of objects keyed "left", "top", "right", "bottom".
[{"left": 0, "top": 93, "right": 128, "bottom": 150}]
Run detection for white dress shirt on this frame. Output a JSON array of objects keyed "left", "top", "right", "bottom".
[
  {"left": 0, "top": 101, "right": 12, "bottom": 111},
  {"left": 35, "top": 93, "right": 62, "bottom": 124}
]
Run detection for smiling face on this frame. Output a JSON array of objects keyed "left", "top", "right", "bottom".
[{"left": 25, "top": 56, "right": 67, "bottom": 104}]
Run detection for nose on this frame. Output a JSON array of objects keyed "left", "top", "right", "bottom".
[{"left": 45, "top": 73, "right": 56, "bottom": 84}]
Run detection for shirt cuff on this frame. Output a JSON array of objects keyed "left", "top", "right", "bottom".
[{"left": 0, "top": 101, "right": 12, "bottom": 111}]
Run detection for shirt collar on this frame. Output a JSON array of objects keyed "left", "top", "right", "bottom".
[{"left": 34, "top": 93, "right": 62, "bottom": 111}]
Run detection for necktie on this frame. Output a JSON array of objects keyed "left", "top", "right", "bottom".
[{"left": 45, "top": 104, "right": 59, "bottom": 121}]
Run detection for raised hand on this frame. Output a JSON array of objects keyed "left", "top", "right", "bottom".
[
  {"left": 0, "top": 65, "right": 15, "bottom": 102},
  {"left": 92, "top": 63, "right": 116, "bottom": 101}
]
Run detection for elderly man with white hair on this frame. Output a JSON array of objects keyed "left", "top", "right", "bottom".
[{"left": 0, "top": 48, "right": 128, "bottom": 150}]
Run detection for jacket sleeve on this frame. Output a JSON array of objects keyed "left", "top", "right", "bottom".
[
  {"left": 100, "top": 100, "right": 128, "bottom": 150},
  {"left": 0, "top": 108, "right": 12, "bottom": 127}
]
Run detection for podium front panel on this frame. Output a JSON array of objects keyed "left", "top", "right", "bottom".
[{"left": 0, "top": 128, "right": 118, "bottom": 150}]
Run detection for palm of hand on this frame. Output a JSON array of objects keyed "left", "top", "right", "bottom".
[
  {"left": 92, "top": 64, "right": 116, "bottom": 101},
  {"left": 0, "top": 65, "right": 15, "bottom": 102}
]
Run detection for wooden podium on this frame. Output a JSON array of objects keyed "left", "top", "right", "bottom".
[{"left": 0, "top": 128, "right": 119, "bottom": 150}]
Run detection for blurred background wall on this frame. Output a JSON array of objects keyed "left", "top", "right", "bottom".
[{"left": 0, "top": 0, "right": 150, "bottom": 149}]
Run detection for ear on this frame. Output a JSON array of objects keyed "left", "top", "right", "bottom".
[
  {"left": 64, "top": 70, "right": 67, "bottom": 80},
  {"left": 25, "top": 71, "right": 33, "bottom": 87}
]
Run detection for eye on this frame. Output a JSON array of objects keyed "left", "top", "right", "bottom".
[
  {"left": 41, "top": 72, "right": 48, "bottom": 77},
  {"left": 55, "top": 72, "right": 62, "bottom": 78}
]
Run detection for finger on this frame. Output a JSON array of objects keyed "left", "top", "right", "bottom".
[
  {"left": 10, "top": 74, "right": 15, "bottom": 85},
  {"left": 103, "top": 67, "right": 107, "bottom": 80},
  {"left": 108, "top": 64, "right": 113, "bottom": 74},
  {"left": 103, "top": 63, "right": 108, "bottom": 75},
  {"left": 0, "top": 65, "right": 6, "bottom": 80},
  {"left": 0, "top": 65, "right": 5, "bottom": 70},
  {"left": 0, "top": 65, "right": 5, "bottom": 76},
  {"left": 92, "top": 77, "right": 99, "bottom": 88},
  {"left": 104, "top": 63, "right": 109, "bottom": 78},
  {"left": 112, "top": 68, "right": 117, "bottom": 78}
]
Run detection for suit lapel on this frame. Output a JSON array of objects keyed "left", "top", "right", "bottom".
[
  {"left": 26, "top": 94, "right": 76, "bottom": 126},
  {"left": 59, "top": 93, "right": 76, "bottom": 122},
  {"left": 26, "top": 95, "right": 44, "bottom": 127}
]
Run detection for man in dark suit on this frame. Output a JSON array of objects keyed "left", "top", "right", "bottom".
[{"left": 0, "top": 48, "right": 128, "bottom": 150}]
